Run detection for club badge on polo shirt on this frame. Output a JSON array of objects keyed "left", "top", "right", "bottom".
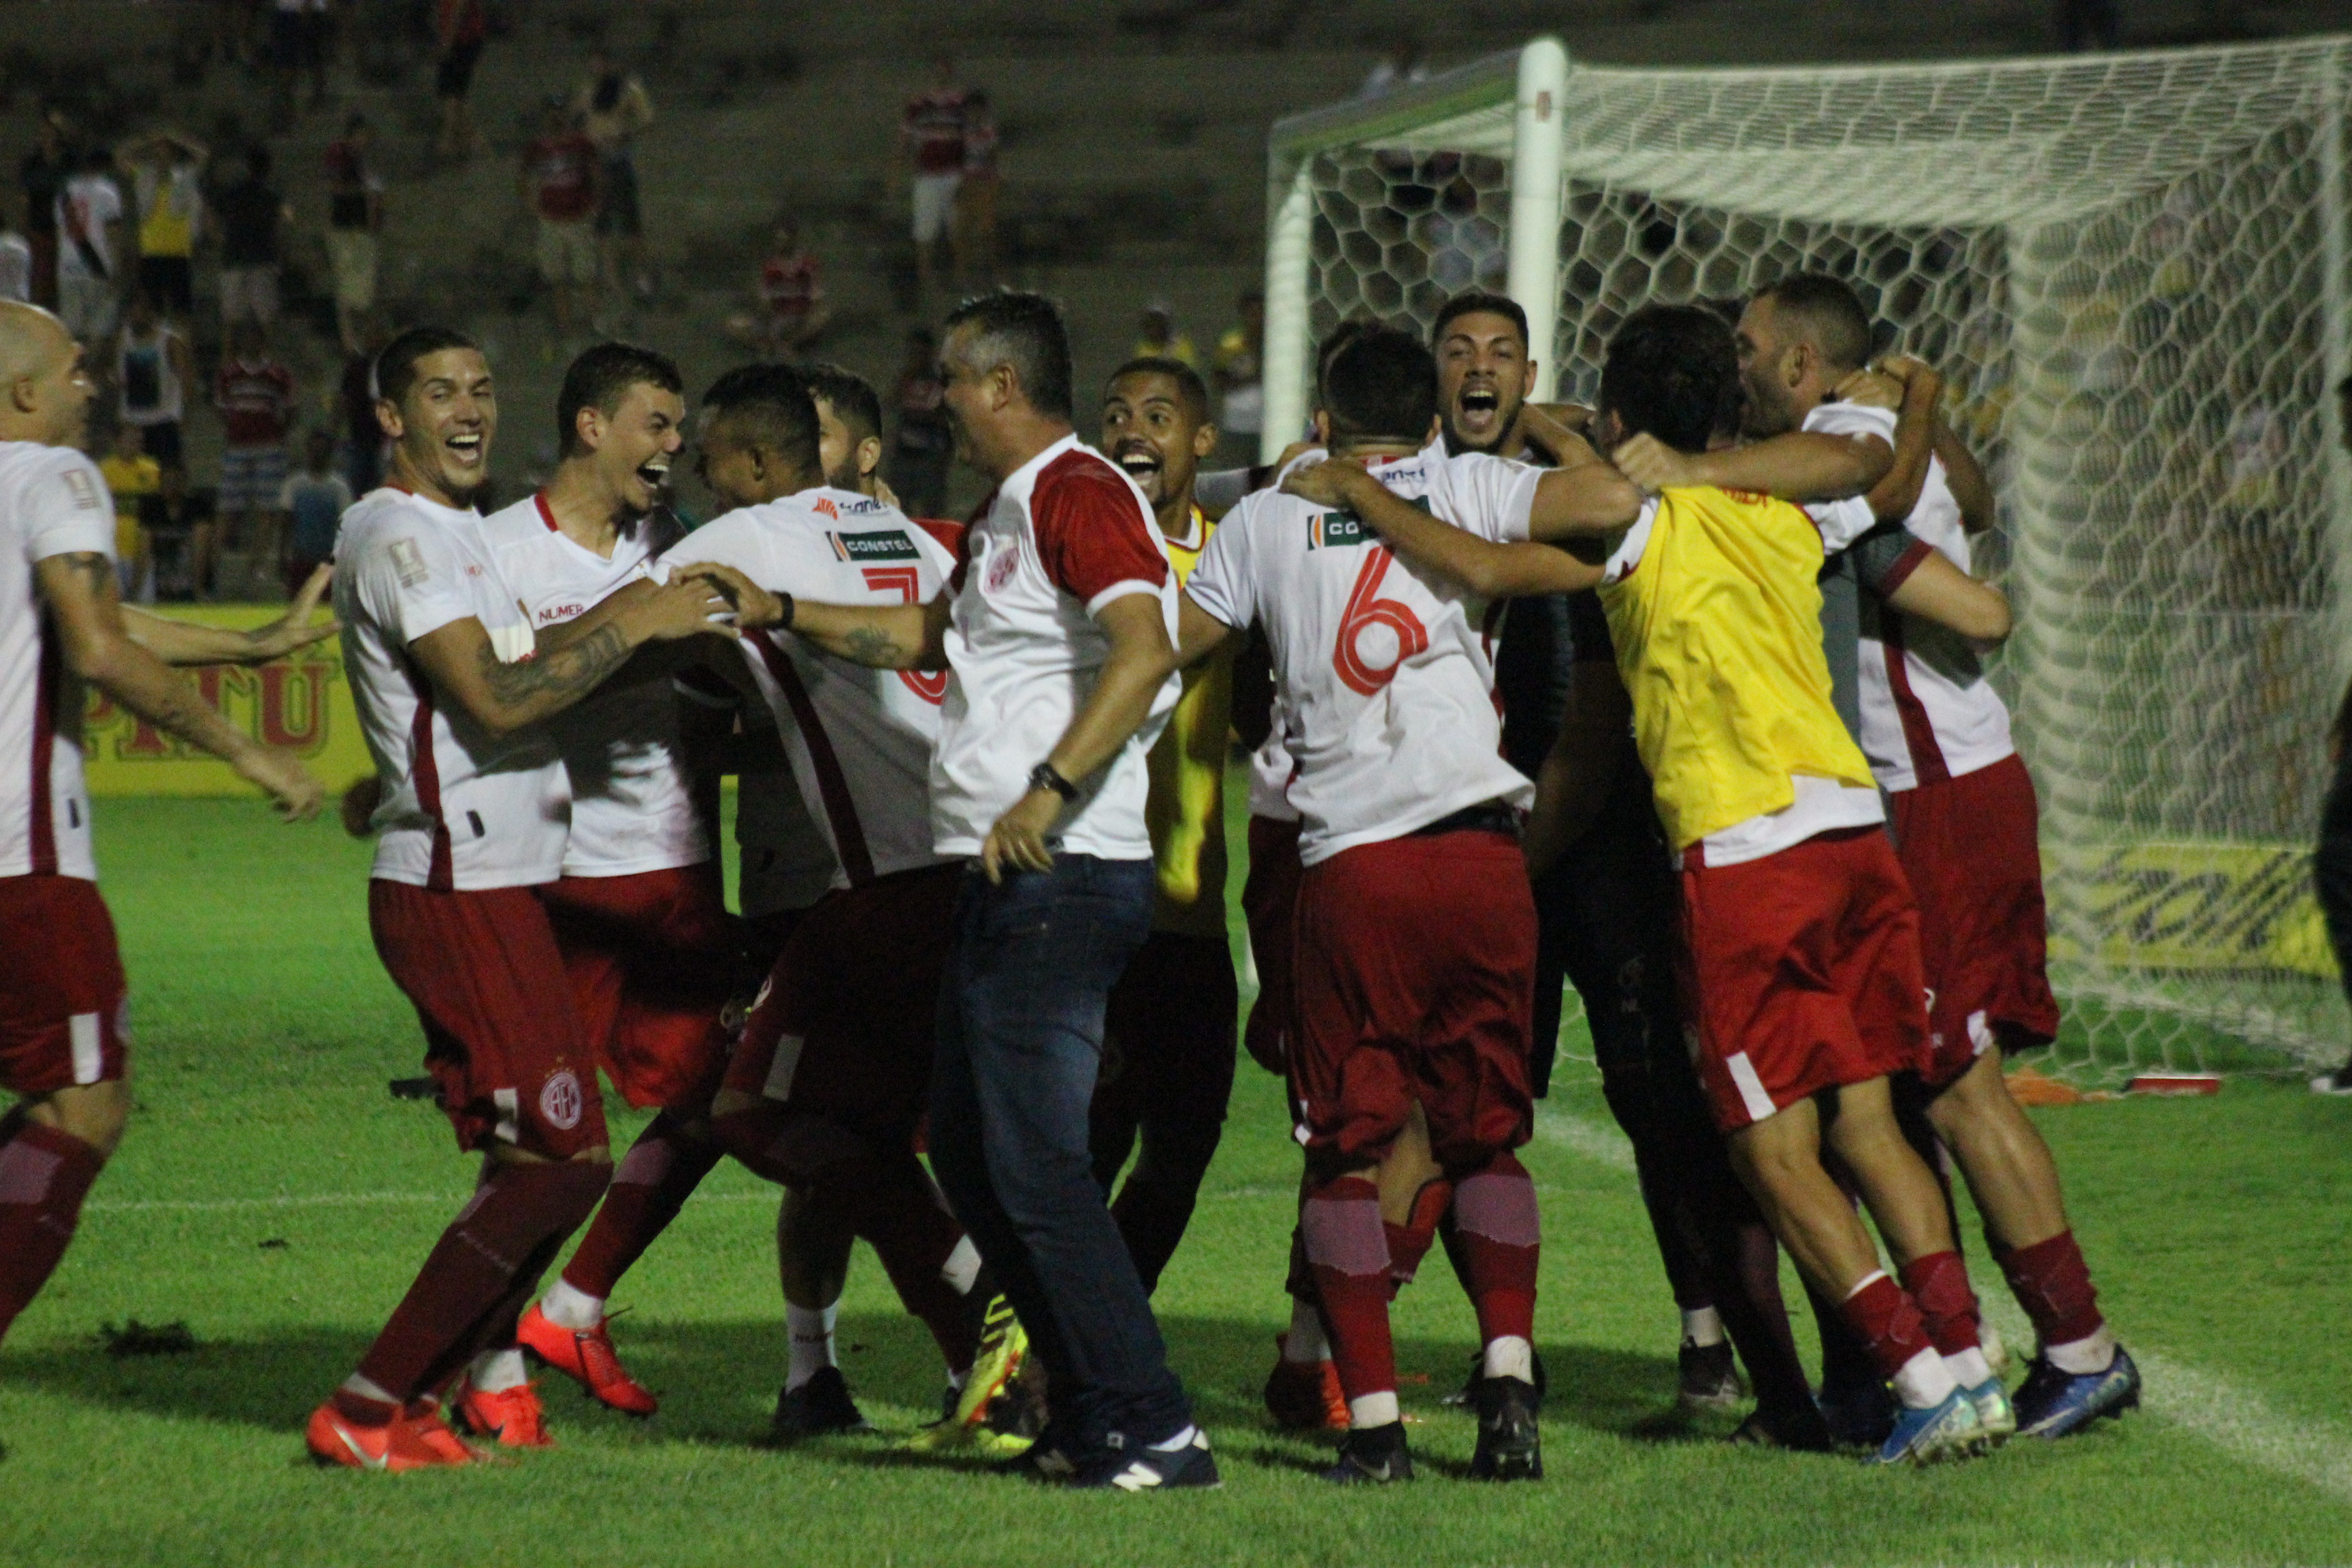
[{"left": 538, "top": 1068, "right": 584, "bottom": 1132}]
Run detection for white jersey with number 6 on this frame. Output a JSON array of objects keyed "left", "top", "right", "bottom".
[{"left": 1183, "top": 441, "right": 1539, "bottom": 866}]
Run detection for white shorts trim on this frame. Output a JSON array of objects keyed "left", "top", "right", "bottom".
[
  {"left": 1725, "top": 1050, "right": 1778, "bottom": 1124},
  {"left": 762, "top": 1032, "right": 808, "bottom": 1104},
  {"left": 69, "top": 1013, "right": 103, "bottom": 1085}
]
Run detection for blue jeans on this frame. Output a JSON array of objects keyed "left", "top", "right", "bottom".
[{"left": 928, "top": 853, "right": 1191, "bottom": 1459}]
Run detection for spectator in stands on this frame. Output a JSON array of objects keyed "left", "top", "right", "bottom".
[
  {"left": 726, "top": 216, "right": 830, "bottom": 357},
  {"left": 886, "top": 326, "right": 951, "bottom": 518},
  {"left": 901, "top": 58, "right": 967, "bottom": 296},
  {"left": 521, "top": 101, "right": 601, "bottom": 338},
  {"left": 338, "top": 313, "right": 389, "bottom": 495},
  {"left": 140, "top": 463, "right": 212, "bottom": 602},
  {"left": 323, "top": 116, "right": 384, "bottom": 354},
  {"left": 272, "top": 0, "right": 332, "bottom": 116},
  {"left": 1132, "top": 300, "right": 1196, "bottom": 367},
  {"left": 115, "top": 129, "right": 208, "bottom": 323},
  {"left": 210, "top": 320, "right": 295, "bottom": 598},
  {"left": 2058, "top": 0, "right": 2121, "bottom": 49},
  {"left": 279, "top": 429, "right": 351, "bottom": 597},
  {"left": 18, "top": 111, "right": 70, "bottom": 310},
  {"left": 1360, "top": 36, "right": 1429, "bottom": 97},
  {"left": 0, "top": 193, "right": 30, "bottom": 304},
  {"left": 215, "top": 145, "right": 289, "bottom": 329},
  {"left": 573, "top": 50, "right": 655, "bottom": 302},
  {"left": 55, "top": 147, "right": 127, "bottom": 353},
  {"left": 953, "top": 88, "right": 1000, "bottom": 287},
  {"left": 435, "top": 0, "right": 490, "bottom": 161},
  {"left": 1210, "top": 287, "right": 1264, "bottom": 466},
  {"left": 99, "top": 422, "right": 163, "bottom": 601},
  {"left": 116, "top": 293, "right": 193, "bottom": 470}
]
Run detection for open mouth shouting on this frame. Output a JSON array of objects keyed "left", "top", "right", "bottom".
[
  {"left": 1452, "top": 381, "right": 1506, "bottom": 444},
  {"left": 1115, "top": 442, "right": 1166, "bottom": 500},
  {"left": 444, "top": 429, "right": 486, "bottom": 469}
]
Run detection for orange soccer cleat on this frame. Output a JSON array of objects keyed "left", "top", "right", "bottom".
[
  {"left": 1263, "top": 1334, "right": 1350, "bottom": 1431},
  {"left": 306, "top": 1399, "right": 482, "bottom": 1471},
  {"left": 517, "top": 1303, "right": 659, "bottom": 1416},
  {"left": 454, "top": 1378, "right": 555, "bottom": 1449}
]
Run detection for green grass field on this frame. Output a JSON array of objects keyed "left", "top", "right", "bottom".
[{"left": 4, "top": 794, "right": 2351, "bottom": 1567}]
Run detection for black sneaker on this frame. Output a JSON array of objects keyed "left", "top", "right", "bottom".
[
  {"left": 1070, "top": 1426, "right": 1222, "bottom": 1491},
  {"left": 995, "top": 1439, "right": 1077, "bottom": 1483},
  {"left": 1815, "top": 1377, "right": 1897, "bottom": 1450},
  {"left": 766, "top": 1366, "right": 873, "bottom": 1444},
  {"left": 1469, "top": 1375, "right": 1543, "bottom": 1480},
  {"left": 1678, "top": 1339, "right": 1745, "bottom": 1411},
  {"left": 1323, "top": 1420, "right": 1414, "bottom": 1484},
  {"left": 1441, "top": 1348, "right": 1550, "bottom": 1409},
  {"left": 1727, "top": 1404, "right": 1835, "bottom": 1452}
]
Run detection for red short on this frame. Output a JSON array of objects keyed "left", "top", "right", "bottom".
[
  {"left": 1678, "top": 827, "right": 1928, "bottom": 1133},
  {"left": 1099, "top": 930, "right": 1239, "bottom": 1130},
  {"left": 1289, "top": 829, "right": 1536, "bottom": 1166},
  {"left": 369, "top": 879, "right": 604, "bottom": 1160},
  {"left": 1240, "top": 815, "right": 1303, "bottom": 1069},
  {"left": 536, "top": 863, "right": 740, "bottom": 1111},
  {"left": 0, "top": 874, "right": 129, "bottom": 1096},
  {"left": 1891, "top": 755, "right": 2061, "bottom": 1089},
  {"left": 723, "top": 863, "right": 961, "bottom": 1146}
]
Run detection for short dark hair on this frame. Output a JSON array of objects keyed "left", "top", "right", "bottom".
[
  {"left": 943, "top": 289, "right": 1073, "bottom": 419},
  {"left": 802, "top": 361, "right": 883, "bottom": 445},
  {"left": 702, "top": 362, "right": 821, "bottom": 479},
  {"left": 1321, "top": 327, "right": 1438, "bottom": 446},
  {"left": 1750, "top": 273, "right": 1874, "bottom": 373},
  {"left": 1600, "top": 304, "right": 1744, "bottom": 455},
  {"left": 1313, "top": 318, "right": 1386, "bottom": 409},
  {"left": 1107, "top": 356, "right": 1211, "bottom": 425},
  {"left": 1431, "top": 290, "right": 1529, "bottom": 353},
  {"left": 557, "top": 342, "right": 683, "bottom": 457},
  {"left": 375, "top": 326, "right": 480, "bottom": 410}
]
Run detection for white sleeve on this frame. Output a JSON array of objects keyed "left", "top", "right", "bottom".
[
  {"left": 1599, "top": 499, "right": 1659, "bottom": 587},
  {"left": 1806, "top": 495, "right": 1881, "bottom": 553},
  {"left": 353, "top": 519, "right": 472, "bottom": 646},
  {"left": 22, "top": 451, "right": 117, "bottom": 564},
  {"left": 1430, "top": 450, "right": 1543, "bottom": 544},
  {"left": 1180, "top": 504, "right": 1254, "bottom": 632},
  {"left": 657, "top": 510, "right": 771, "bottom": 585},
  {"left": 1802, "top": 401, "right": 1897, "bottom": 445}
]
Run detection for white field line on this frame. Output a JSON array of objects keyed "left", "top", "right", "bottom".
[
  {"left": 86, "top": 1187, "right": 784, "bottom": 1215},
  {"left": 1533, "top": 1105, "right": 2352, "bottom": 1508}
]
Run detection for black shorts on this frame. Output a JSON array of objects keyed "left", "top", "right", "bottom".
[
  {"left": 137, "top": 256, "right": 193, "bottom": 316},
  {"left": 436, "top": 39, "right": 483, "bottom": 99}
]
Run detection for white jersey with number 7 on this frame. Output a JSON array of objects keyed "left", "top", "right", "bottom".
[{"left": 1182, "top": 440, "right": 1540, "bottom": 867}]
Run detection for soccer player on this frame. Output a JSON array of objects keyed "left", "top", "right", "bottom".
[
  {"left": 456, "top": 344, "right": 745, "bottom": 1426},
  {"left": 1181, "top": 325, "right": 1643, "bottom": 1484},
  {"left": 1093, "top": 356, "right": 1237, "bottom": 1294},
  {"left": 717, "top": 293, "right": 1213, "bottom": 1491},
  {"left": 672, "top": 364, "right": 994, "bottom": 1444},
  {"left": 1736, "top": 273, "right": 2140, "bottom": 1438},
  {"left": 0, "top": 299, "right": 323, "bottom": 1356},
  {"left": 805, "top": 362, "right": 888, "bottom": 497},
  {"left": 309, "top": 326, "right": 733, "bottom": 1470}
]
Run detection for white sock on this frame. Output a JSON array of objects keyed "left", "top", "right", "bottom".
[
  {"left": 1680, "top": 1306, "right": 1725, "bottom": 1349},
  {"left": 1482, "top": 1334, "right": 1534, "bottom": 1384},
  {"left": 1149, "top": 1423, "right": 1200, "bottom": 1452},
  {"left": 1944, "top": 1346, "right": 1993, "bottom": 1390},
  {"left": 468, "top": 1348, "right": 527, "bottom": 1393},
  {"left": 2045, "top": 1323, "right": 2118, "bottom": 1376},
  {"left": 1283, "top": 1298, "right": 1329, "bottom": 1363},
  {"left": 540, "top": 1277, "right": 604, "bottom": 1331},
  {"left": 786, "top": 1302, "right": 838, "bottom": 1393},
  {"left": 939, "top": 1236, "right": 981, "bottom": 1296},
  {"left": 1890, "top": 1345, "right": 1958, "bottom": 1411},
  {"left": 340, "top": 1373, "right": 399, "bottom": 1407},
  {"left": 1348, "top": 1391, "right": 1400, "bottom": 1428}
]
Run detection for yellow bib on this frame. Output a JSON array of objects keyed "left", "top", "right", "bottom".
[{"left": 1145, "top": 507, "right": 1234, "bottom": 937}]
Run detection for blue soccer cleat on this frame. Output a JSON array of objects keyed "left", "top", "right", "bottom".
[
  {"left": 2013, "top": 1345, "right": 2142, "bottom": 1439},
  {"left": 1963, "top": 1377, "right": 2016, "bottom": 1450},
  {"left": 1871, "top": 1389, "right": 1982, "bottom": 1466}
]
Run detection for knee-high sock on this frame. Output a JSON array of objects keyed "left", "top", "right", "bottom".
[
  {"left": 1452, "top": 1154, "right": 1539, "bottom": 1361},
  {"left": 1301, "top": 1173, "right": 1394, "bottom": 1416},
  {"left": 1382, "top": 1177, "right": 1452, "bottom": 1298},
  {"left": 1995, "top": 1230, "right": 2111, "bottom": 1371},
  {"left": 819, "top": 1151, "right": 982, "bottom": 1374},
  {"left": 558, "top": 1113, "right": 722, "bottom": 1303},
  {"left": 346, "top": 1159, "right": 608, "bottom": 1410},
  {"left": 1838, "top": 1270, "right": 1955, "bottom": 1411},
  {"left": 0, "top": 1122, "right": 105, "bottom": 1350},
  {"left": 1899, "top": 1250, "right": 1984, "bottom": 1359}
]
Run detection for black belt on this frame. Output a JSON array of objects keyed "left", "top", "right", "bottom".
[{"left": 1410, "top": 801, "right": 1521, "bottom": 839}]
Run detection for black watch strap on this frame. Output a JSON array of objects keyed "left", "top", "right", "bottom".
[{"left": 1029, "top": 761, "right": 1079, "bottom": 802}]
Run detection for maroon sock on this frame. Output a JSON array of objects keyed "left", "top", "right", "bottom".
[
  {"left": 1382, "top": 1178, "right": 1452, "bottom": 1298},
  {"left": 1899, "top": 1250, "right": 1982, "bottom": 1358},
  {"left": 559, "top": 1114, "right": 721, "bottom": 1300},
  {"left": 1997, "top": 1230, "right": 2104, "bottom": 1348},
  {"left": 1452, "top": 1154, "right": 1539, "bottom": 1346},
  {"left": 1301, "top": 1173, "right": 1394, "bottom": 1405},
  {"left": 1838, "top": 1272, "right": 1936, "bottom": 1382},
  {"left": 827, "top": 1153, "right": 981, "bottom": 1373},
  {"left": 355, "top": 1159, "right": 608, "bottom": 1402},
  {"left": 0, "top": 1122, "right": 105, "bottom": 1349}
]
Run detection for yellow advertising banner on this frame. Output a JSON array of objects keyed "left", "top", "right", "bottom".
[
  {"left": 2045, "top": 841, "right": 2338, "bottom": 981},
  {"left": 82, "top": 605, "right": 374, "bottom": 796}
]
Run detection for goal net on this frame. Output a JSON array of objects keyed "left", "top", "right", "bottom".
[{"left": 1266, "top": 37, "right": 2352, "bottom": 1084}]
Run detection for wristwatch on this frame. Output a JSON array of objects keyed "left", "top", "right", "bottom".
[{"left": 1028, "top": 761, "right": 1079, "bottom": 802}]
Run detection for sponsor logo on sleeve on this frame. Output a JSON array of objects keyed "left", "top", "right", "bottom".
[
  {"left": 63, "top": 466, "right": 101, "bottom": 510},
  {"left": 388, "top": 537, "right": 429, "bottom": 587}
]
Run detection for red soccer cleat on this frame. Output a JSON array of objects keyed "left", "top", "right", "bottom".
[
  {"left": 517, "top": 1303, "right": 659, "bottom": 1416},
  {"left": 454, "top": 1379, "right": 555, "bottom": 1449},
  {"left": 306, "top": 1399, "right": 480, "bottom": 1471},
  {"left": 1264, "top": 1334, "right": 1350, "bottom": 1431}
]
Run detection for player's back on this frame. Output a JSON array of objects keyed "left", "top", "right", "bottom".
[
  {"left": 1188, "top": 443, "right": 1535, "bottom": 866},
  {"left": 0, "top": 439, "right": 113, "bottom": 880}
]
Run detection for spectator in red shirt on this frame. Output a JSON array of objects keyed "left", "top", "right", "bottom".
[
  {"left": 725, "top": 216, "right": 830, "bottom": 359},
  {"left": 435, "top": 0, "right": 490, "bottom": 161},
  {"left": 206, "top": 319, "right": 295, "bottom": 598},
  {"left": 900, "top": 57, "right": 966, "bottom": 297},
  {"left": 521, "top": 103, "right": 601, "bottom": 337}
]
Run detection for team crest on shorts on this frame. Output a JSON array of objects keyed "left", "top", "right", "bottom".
[{"left": 539, "top": 1069, "right": 584, "bottom": 1131}]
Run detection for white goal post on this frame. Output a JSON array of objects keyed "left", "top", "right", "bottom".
[{"left": 1264, "top": 35, "right": 2352, "bottom": 1081}]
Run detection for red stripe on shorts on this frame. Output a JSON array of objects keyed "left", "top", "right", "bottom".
[{"left": 751, "top": 631, "right": 877, "bottom": 886}]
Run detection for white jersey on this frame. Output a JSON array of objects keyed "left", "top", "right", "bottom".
[
  {"left": 932, "top": 434, "right": 1179, "bottom": 862},
  {"left": 1245, "top": 704, "right": 1299, "bottom": 823},
  {"left": 0, "top": 442, "right": 114, "bottom": 881},
  {"left": 480, "top": 493, "right": 708, "bottom": 877},
  {"left": 1184, "top": 440, "right": 1539, "bottom": 866},
  {"left": 658, "top": 487, "right": 956, "bottom": 888},
  {"left": 334, "top": 487, "right": 570, "bottom": 890}
]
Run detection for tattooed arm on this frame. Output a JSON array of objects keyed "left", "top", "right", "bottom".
[
  {"left": 35, "top": 552, "right": 325, "bottom": 819},
  {"left": 687, "top": 559, "right": 953, "bottom": 673}
]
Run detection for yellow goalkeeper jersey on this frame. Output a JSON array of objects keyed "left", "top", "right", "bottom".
[
  {"left": 1599, "top": 485, "right": 1876, "bottom": 851},
  {"left": 1147, "top": 506, "right": 1234, "bottom": 938}
]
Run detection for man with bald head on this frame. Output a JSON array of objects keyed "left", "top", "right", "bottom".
[{"left": 0, "top": 301, "right": 325, "bottom": 1354}]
